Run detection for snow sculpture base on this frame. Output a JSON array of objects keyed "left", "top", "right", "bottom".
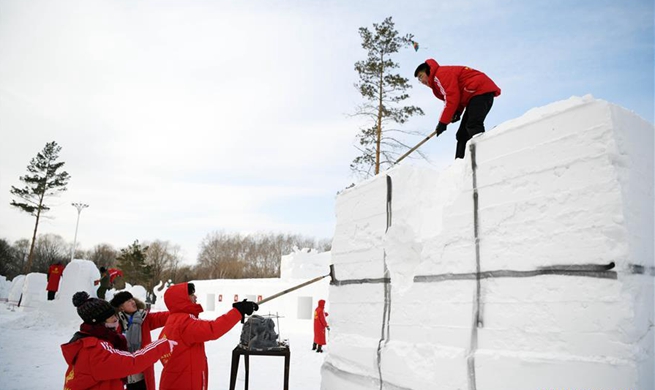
[{"left": 323, "top": 96, "right": 654, "bottom": 390}]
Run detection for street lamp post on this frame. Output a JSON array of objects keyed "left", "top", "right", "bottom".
[{"left": 70, "top": 203, "right": 89, "bottom": 261}]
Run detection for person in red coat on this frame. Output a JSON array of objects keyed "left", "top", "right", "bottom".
[
  {"left": 414, "top": 58, "right": 501, "bottom": 159},
  {"left": 110, "top": 291, "right": 170, "bottom": 390},
  {"left": 158, "top": 282, "right": 259, "bottom": 390},
  {"left": 46, "top": 261, "right": 65, "bottom": 300},
  {"left": 61, "top": 291, "right": 177, "bottom": 390},
  {"left": 313, "top": 299, "right": 330, "bottom": 353}
]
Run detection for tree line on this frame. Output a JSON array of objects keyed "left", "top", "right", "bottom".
[{"left": 0, "top": 232, "right": 331, "bottom": 296}]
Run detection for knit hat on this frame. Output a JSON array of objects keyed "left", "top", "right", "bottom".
[
  {"left": 109, "top": 291, "right": 133, "bottom": 308},
  {"left": 72, "top": 291, "right": 116, "bottom": 323},
  {"left": 188, "top": 283, "right": 195, "bottom": 295}
]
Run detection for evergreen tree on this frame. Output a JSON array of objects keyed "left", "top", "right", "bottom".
[
  {"left": 352, "top": 17, "right": 424, "bottom": 177},
  {"left": 116, "top": 240, "right": 153, "bottom": 291},
  {"left": 10, "top": 141, "right": 71, "bottom": 272}
]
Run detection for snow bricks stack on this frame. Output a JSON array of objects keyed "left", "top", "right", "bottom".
[{"left": 322, "top": 96, "right": 654, "bottom": 390}]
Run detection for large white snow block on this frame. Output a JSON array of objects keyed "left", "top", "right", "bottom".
[{"left": 323, "top": 96, "right": 654, "bottom": 390}]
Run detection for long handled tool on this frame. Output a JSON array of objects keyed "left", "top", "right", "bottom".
[
  {"left": 257, "top": 264, "right": 336, "bottom": 306},
  {"left": 394, "top": 129, "right": 439, "bottom": 165}
]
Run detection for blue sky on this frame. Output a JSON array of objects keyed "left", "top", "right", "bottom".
[{"left": 0, "top": 0, "right": 652, "bottom": 264}]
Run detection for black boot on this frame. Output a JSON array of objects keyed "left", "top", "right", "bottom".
[
  {"left": 312, "top": 343, "right": 317, "bottom": 350},
  {"left": 316, "top": 345, "right": 323, "bottom": 353}
]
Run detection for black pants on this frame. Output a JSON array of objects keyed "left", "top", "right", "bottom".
[
  {"left": 126, "top": 380, "right": 146, "bottom": 390},
  {"left": 455, "top": 92, "right": 495, "bottom": 159},
  {"left": 47, "top": 291, "right": 56, "bottom": 300}
]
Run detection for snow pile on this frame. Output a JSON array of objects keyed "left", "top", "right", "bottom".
[
  {"left": 7, "top": 275, "right": 25, "bottom": 304},
  {"left": 153, "top": 280, "right": 172, "bottom": 310},
  {"left": 18, "top": 272, "right": 47, "bottom": 309},
  {"left": 58, "top": 259, "right": 101, "bottom": 301},
  {"left": 0, "top": 275, "right": 11, "bottom": 301},
  {"left": 281, "top": 248, "right": 331, "bottom": 280},
  {"left": 324, "top": 96, "right": 654, "bottom": 390}
]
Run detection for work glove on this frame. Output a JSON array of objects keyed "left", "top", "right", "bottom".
[
  {"left": 451, "top": 111, "right": 462, "bottom": 123},
  {"left": 232, "top": 299, "right": 259, "bottom": 318},
  {"left": 436, "top": 122, "right": 448, "bottom": 136}
]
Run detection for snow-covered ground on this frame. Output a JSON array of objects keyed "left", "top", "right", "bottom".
[
  {"left": 0, "top": 255, "right": 330, "bottom": 389},
  {"left": 0, "top": 302, "right": 324, "bottom": 390}
]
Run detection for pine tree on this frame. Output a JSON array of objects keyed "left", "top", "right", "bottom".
[
  {"left": 351, "top": 17, "right": 424, "bottom": 177},
  {"left": 10, "top": 141, "right": 71, "bottom": 272},
  {"left": 116, "top": 240, "right": 153, "bottom": 291}
]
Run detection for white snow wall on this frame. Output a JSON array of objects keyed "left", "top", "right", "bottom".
[{"left": 323, "top": 96, "right": 654, "bottom": 390}]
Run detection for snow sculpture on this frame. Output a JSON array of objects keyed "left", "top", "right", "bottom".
[{"left": 324, "top": 96, "right": 654, "bottom": 390}]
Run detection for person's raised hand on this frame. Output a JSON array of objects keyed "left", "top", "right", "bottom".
[{"left": 232, "top": 299, "right": 259, "bottom": 318}]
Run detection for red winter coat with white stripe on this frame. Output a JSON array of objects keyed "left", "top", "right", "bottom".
[
  {"left": 61, "top": 335, "right": 169, "bottom": 390},
  {"left": 424, "top": 58, "right": 501, "bottom": 125},
  {"left": 158, "top": 282, "right": 242, "bottom": 390}
]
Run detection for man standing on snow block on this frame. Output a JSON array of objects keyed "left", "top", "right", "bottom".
[
  {"left": 46, "top": 261, "right": 65, "bottom": 300},
  {"left": 414, "top": 58, "right": 500, "bottom": 159},
  {"left": 158, "top": 282, "right": 259, "bottom": 390}
]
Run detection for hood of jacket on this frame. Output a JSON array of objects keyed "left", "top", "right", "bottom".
[
  {"left": 318, "top": 299, "right": 325, "bottom": 308},
  {"left": 425, "top": 58, "right": 440, "bottom": 87},
  {"left": 164, "top": 282, "right": 203, "bottom": 316},
  {"left": 61, "top": 334, "right": 94, "bottom": 365}
]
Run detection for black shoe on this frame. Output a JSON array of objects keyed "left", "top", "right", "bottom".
[
  {"left": 316, "top": 346, "right": 323, "bottom": 353},
  {"left": 312, "top": 343, "right": 317, "bottom": 350}
]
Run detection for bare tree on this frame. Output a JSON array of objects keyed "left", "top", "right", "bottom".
[
  {"left": 145, "top": 240, "right": 182, "bottom": 292},
  {"left": 32, "top": 233, "right": 68, "bottom": 272},
  {"left": 197, "top": 231, "right": 245, "bottom": 279},
  {"left": 197, "top": 231, "right": 330, "bottom": 279},
  {"left": 88, "top": 243, "right": 118, "bottom": 268}
]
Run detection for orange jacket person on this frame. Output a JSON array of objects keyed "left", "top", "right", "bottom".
[
  {"left": 414, "top": 58, "right": 500, "bottom": 159},
  {"left": 46, "top": 261, "right": 65, "bottom": 300},
  {"left": 313, "top": 299, "right": 330, "bottom": 353},
  {"left": 158, "top": 282, "right": 258, "bottom": 390},
  {"left": 61, "top": 291, "right": 177, "bottom": 390}
]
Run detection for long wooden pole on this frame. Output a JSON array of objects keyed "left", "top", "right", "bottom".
[{"left": 394, "top": 129, "right": 438, "bottom": 165}]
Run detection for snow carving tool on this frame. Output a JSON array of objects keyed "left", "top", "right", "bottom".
[
  {"left": 394, "top": 129, "right": 440, "bottom": 165},
  {"left": 257, "top": 264, "right": 336, "bottom": 306}
]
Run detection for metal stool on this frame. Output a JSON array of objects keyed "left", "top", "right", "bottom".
[{"left": 228, "top": 345, "right": 290, "bottom": 390}]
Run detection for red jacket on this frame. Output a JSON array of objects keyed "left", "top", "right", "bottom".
[
  {"left": 108, "top": 269, "right": 123, "bottom": 284},
  {"left": 313, "top": 300, "right": 329, "bottom": 345},
  {"left": 61, "top": 335, "right": 169, "bottom": 390},
  {"left": 424, "top": 58, "right": 501, "bottom": 125},
  {"left": 117, "top": 310, "right": 170, "bottom": 390},
  {"left": 47, "top": 264, "right": 65, "bottom": 292},
  {"left": 158, "top": 282, "right": 242, "bottom": 390}
]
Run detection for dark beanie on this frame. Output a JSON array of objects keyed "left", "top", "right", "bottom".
[
  {"left": 72, "top": 291, "right": 116, "bottom": 323},
  {"left": 187, "top": 283, "right": 195, "bottom": 295},
  {"left": 109, "top": 291, "right": 133, "bottom": 308}
]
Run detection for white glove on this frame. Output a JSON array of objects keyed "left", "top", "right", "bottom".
[{"left": 166, "top": 340, "right": 178, "bottom": 353}]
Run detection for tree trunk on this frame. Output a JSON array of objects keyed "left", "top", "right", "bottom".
[
  {"left": 24, "top": 177, "right": 47, "bottom": 274},
  {"left": 375, "top": 53, "right": 384, "bottom": 175},
  {"left": 24, "top": 207, "right": 41, "bottom": 273}
]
